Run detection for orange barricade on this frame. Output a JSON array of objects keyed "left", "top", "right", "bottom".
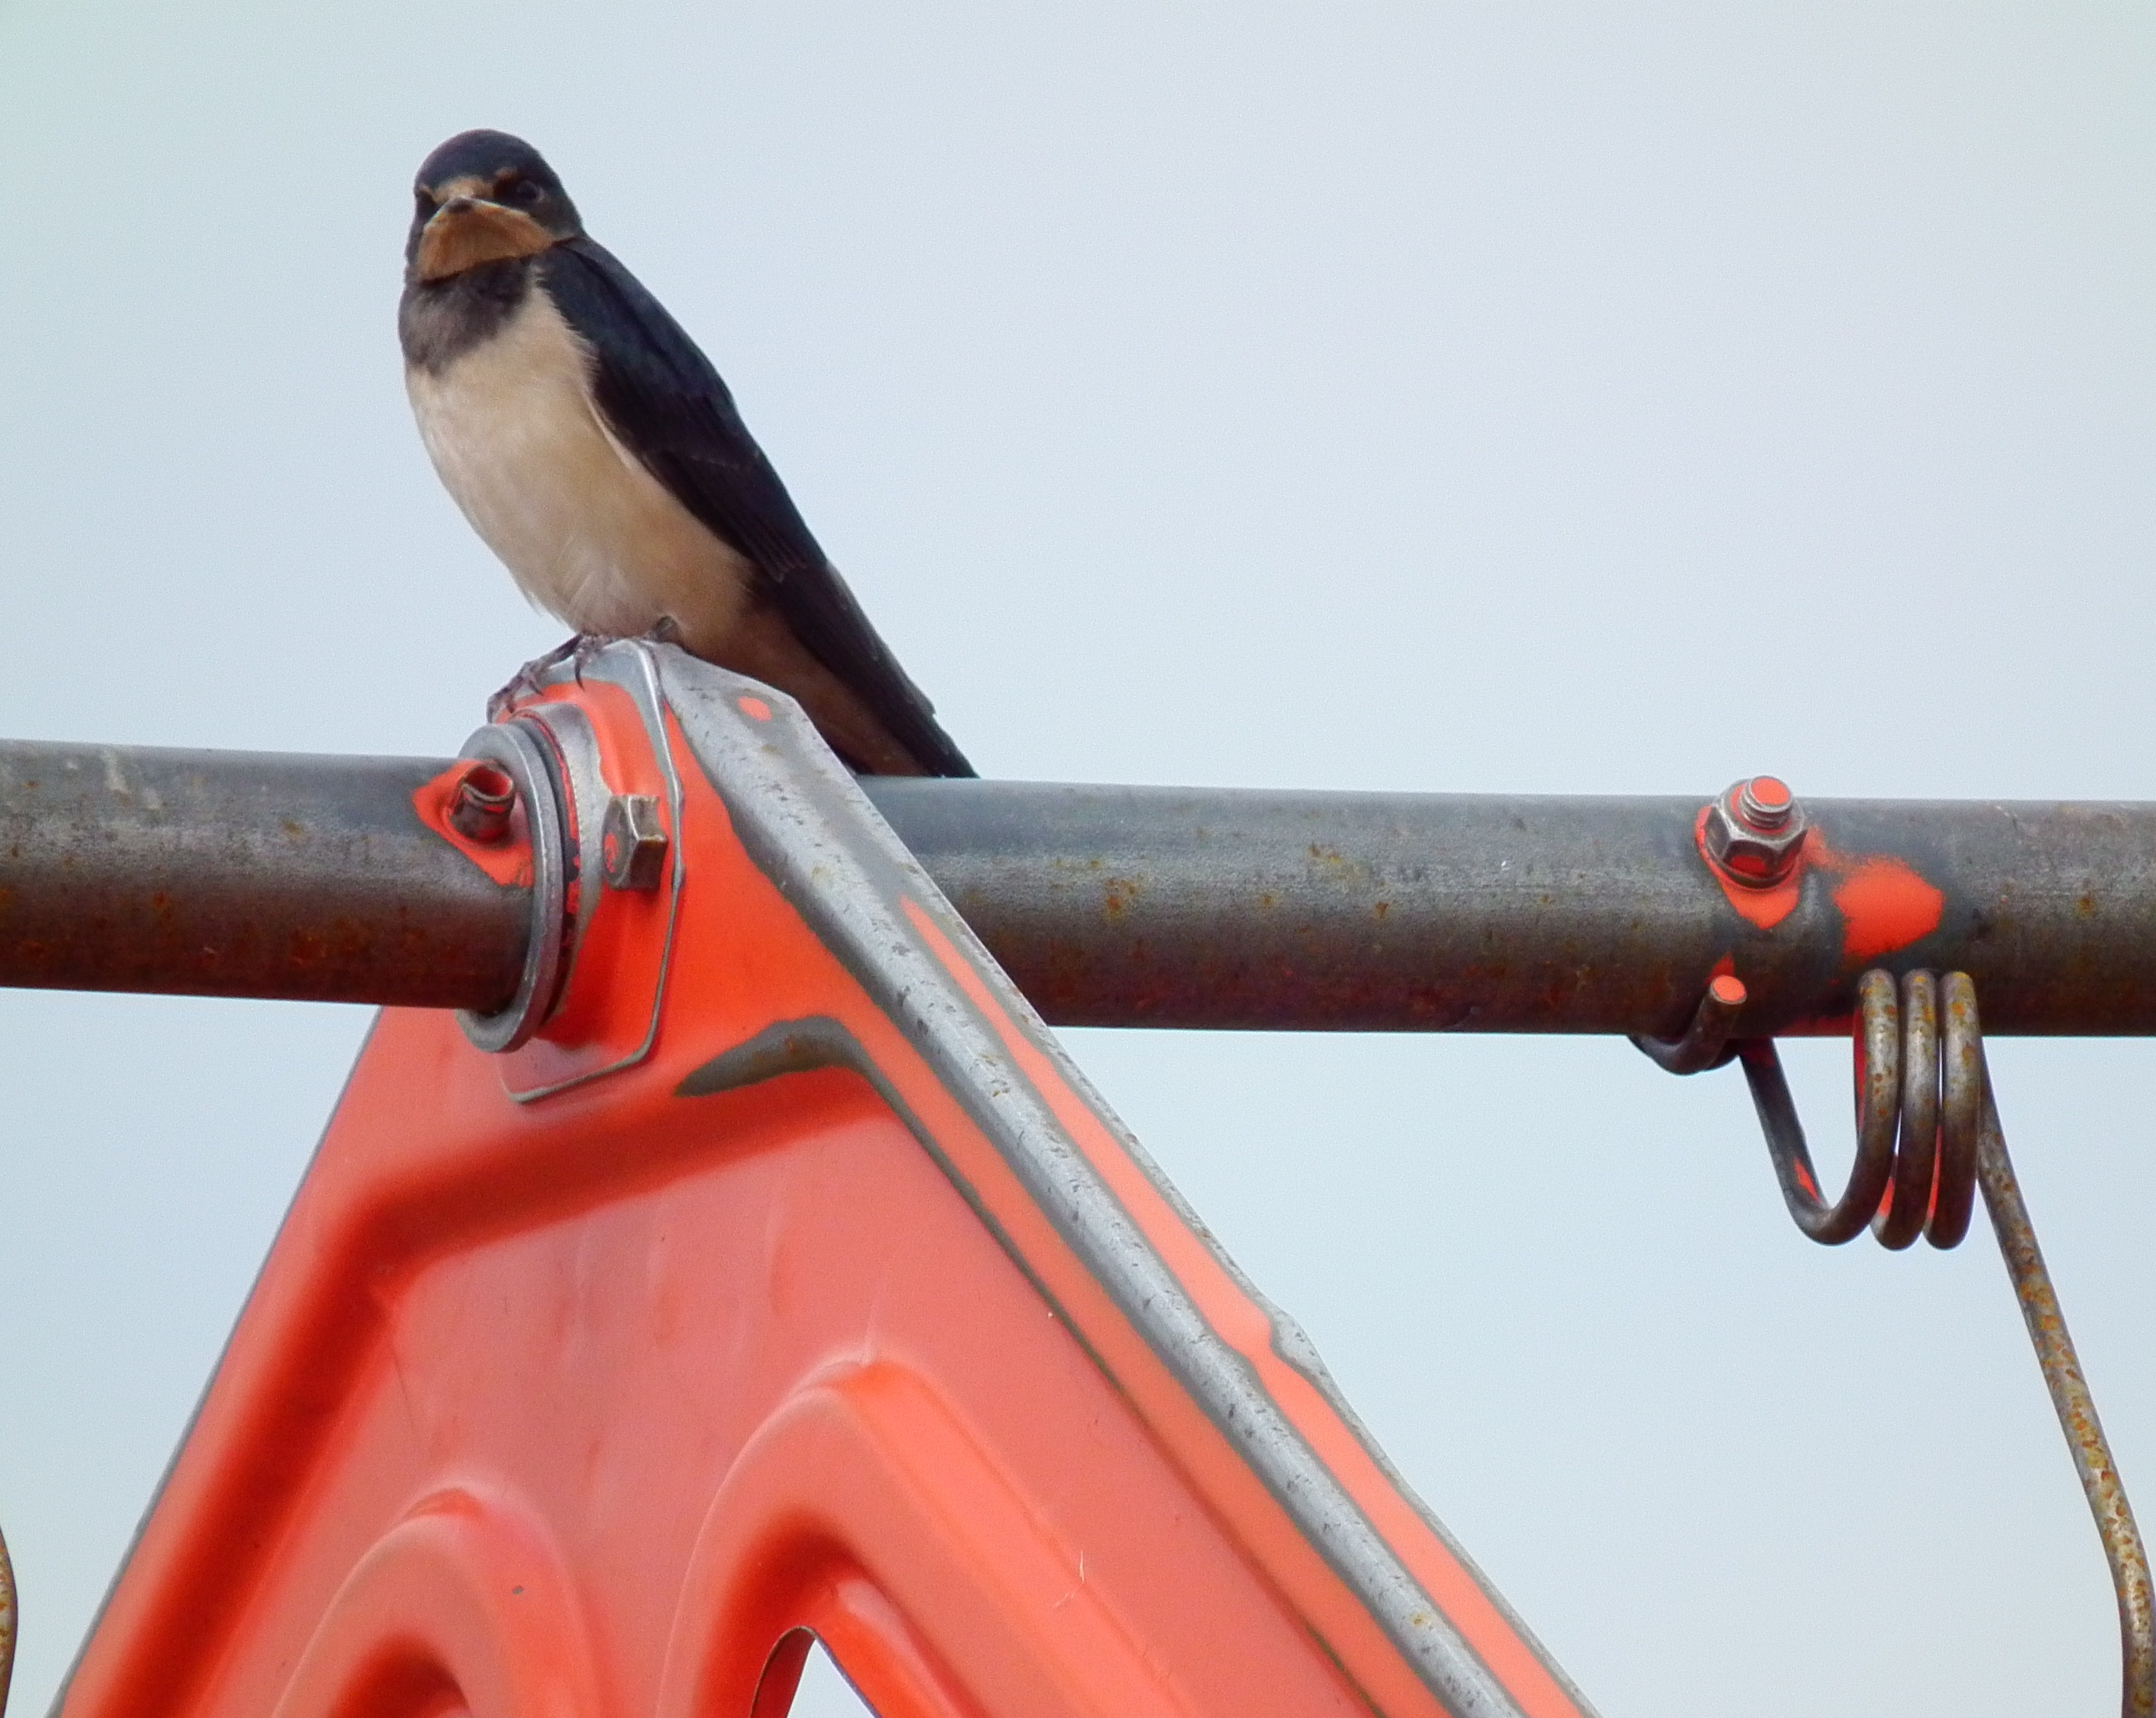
[{"left": 56, "top": 646, "right": 1595, "bottom": 1718}]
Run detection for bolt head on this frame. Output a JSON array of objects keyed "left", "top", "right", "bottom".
[
  {"left": 601, "top": 794, "right": 667, "bottom": 891},
  {"left": 1704, "top": 777, "right": 1808, "bottom": 885}
]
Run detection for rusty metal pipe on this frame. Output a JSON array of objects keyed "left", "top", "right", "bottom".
[
  {"left": 0, "top": 741, "right": 527, "bottom": 1010},
  {"left": 862, "top": 780, "right": 2156, "bottom": 1037},
  {"left": 6, "top": 741, "right": 2156, "bottom": 1037}
]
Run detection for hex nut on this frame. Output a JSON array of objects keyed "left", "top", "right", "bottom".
[
  {"left": 601, "top": 794, "right": 667, "bottom": 891},
  {"left": 1704, "top": 777, "right": 1808, "bottom": 886}
]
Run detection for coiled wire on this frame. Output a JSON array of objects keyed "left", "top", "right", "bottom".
[
  {"left": 1644, "top": 968, "right": 2153, "bottom": 1718},
  {"left": 1745, "top": 968, "right": 1978, "bottom": 1250}
]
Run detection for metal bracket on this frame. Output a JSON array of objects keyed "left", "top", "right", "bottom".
[{"left": 483, "top": 642, "right": 688, "bottom": 1101}]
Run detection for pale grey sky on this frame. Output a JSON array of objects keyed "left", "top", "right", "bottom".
[{"left": 2, "top": 6, "right": 2155, "bottom": 1716}]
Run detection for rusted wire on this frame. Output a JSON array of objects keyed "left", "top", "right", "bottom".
[
  {"left": 1738, "top": 969, "right": 1981, "bottom": 1249},
  {"left": 1629, "top": 973, "right": 1747, "bottom": 1074},
  {"left": 0, "top": 1519, "right": 17, "bottom": 1718},
  {"left": 1717, "top": 971, "right": 2153, "bottom": 1718},
  {"left": 1974, "top": 1067, "right": 2156, "bottom": 1718}
]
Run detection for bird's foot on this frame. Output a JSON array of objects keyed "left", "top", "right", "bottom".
[
  {"left": 486, "top": 634, "right": 588, "bottom": 722},
  {"left": 486, "top": 624, "right": 684, "bottom": 721}
]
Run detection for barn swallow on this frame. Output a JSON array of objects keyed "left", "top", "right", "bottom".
[{"left": 398, "top": 129, "right": 973, "bottom": 777}]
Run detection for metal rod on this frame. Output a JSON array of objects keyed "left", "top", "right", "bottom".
[
  {"left": 7, "top": 738, "right": 2156, "bottom": 1036},
  {"left": 1976, "top": 1076, "right": 2156, "bottom": 1718},
  {"left": 864, "top": 779, "right": 2156, "bottom": 1036},
  {"left": 1631, "top": 973, "right": 1745, "bottom": 1073},
  {"left": 0, "top": 741, "right": 527, "bottom": 1010}
]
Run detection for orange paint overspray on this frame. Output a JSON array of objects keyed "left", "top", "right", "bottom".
[
  {"left": 1695, "top": 810, "right": 1947, "bottom": 987},
  {"left": 1826, "top": 852, "right": 1945, "bottom": 965}
]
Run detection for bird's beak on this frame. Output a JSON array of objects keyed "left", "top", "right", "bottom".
[{"left": 413, "top": 196, "right": 555, "bottom": 282}]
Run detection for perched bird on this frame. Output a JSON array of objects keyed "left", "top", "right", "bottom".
[{"left": 398, "top": 129, "right": 973, "bottom": 777}]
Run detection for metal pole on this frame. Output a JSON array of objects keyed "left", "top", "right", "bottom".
[
  {"left": 4, "top": 738, "right": 2156, "bottom": 1037},
  {"left": 863, "top": 779, "right": 2156, "bottom": 1037},
  {"left": 0, "top": 741, "right": 527, "bottom": 1010}
]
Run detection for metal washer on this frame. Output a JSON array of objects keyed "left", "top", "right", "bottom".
[{"left": 455, "top": 718, "right": 569, "bottom": 1053}]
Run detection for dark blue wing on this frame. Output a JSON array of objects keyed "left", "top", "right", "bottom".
[{"left": 541, "top": 238, "right": 973, "bottom": 777}]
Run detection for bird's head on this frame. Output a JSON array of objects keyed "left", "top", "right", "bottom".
[{"left": 406, "top": 130, "right": 583, "bottom": 283}]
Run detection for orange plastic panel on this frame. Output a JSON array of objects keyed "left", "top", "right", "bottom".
[{"left": 57, "top": 647, "right": 1596, "bottom": 1718}]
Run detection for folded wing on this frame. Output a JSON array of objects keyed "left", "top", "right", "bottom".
[{"left": 542, "top": 238, "right": 975, "bottom": 777}]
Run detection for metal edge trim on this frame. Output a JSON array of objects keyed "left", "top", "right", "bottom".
[{"left": 648, "top": 645, "right": 1578, "bottom": 1718}]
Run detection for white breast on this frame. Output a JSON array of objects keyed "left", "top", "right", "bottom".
[{"left": 405, "top": 287, "right": 752, "bottom": 651}]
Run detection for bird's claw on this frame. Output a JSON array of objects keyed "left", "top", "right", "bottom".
[
  {"left": 486, "top": 626, "right": 684, "bottom": 721},
  {"left": 486, "top": 635, "right": 586, "bottom": 722}
]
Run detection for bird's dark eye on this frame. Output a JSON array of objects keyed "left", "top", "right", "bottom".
[
  {"left": 415, "top": 187, "right": 439, "bottom": 212},
  {"left": 512, "top": 178, "right": 545, "bottom": 206}
]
